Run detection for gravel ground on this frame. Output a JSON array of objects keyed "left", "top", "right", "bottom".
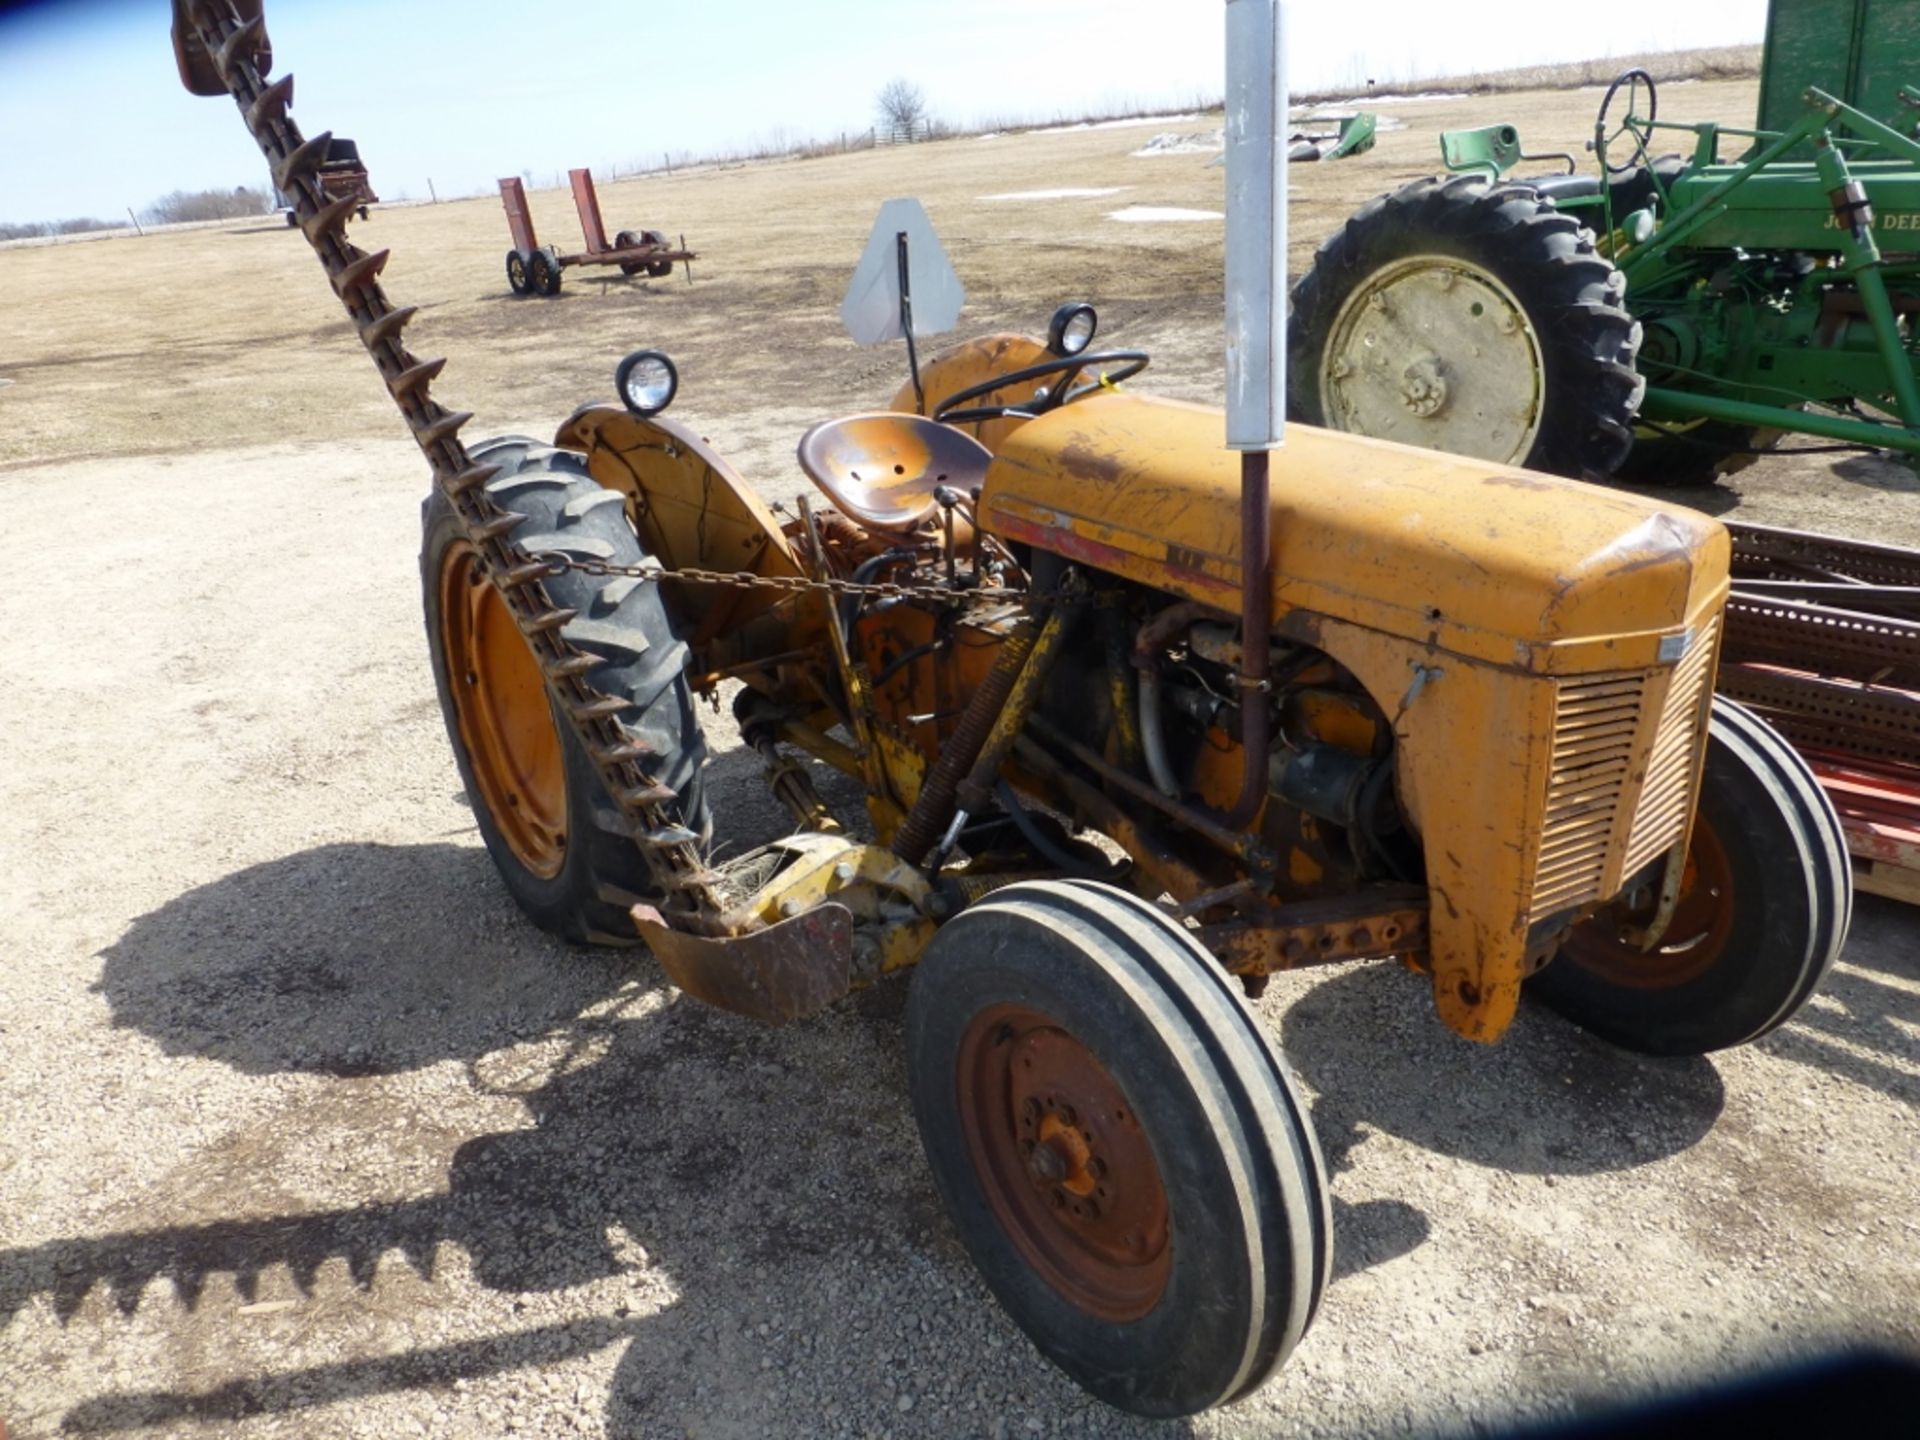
[{"left": 0, "top": 434, "right": 1914, "bottom": 1440}]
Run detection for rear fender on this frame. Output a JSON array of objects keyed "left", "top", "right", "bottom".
[{"left": 554, "top": 405, "right": 824, "bottom": 676}]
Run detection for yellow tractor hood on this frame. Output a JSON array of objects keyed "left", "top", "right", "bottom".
[{"left": 980, "top": 393, "right": 1729, "bottom": 673}]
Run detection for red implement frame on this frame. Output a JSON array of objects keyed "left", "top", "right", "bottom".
[
  {"left": 496, "top": 171, "right": 695, "bottom": 277},
  {"left": 1721, "top": 521, "right": 1920, "bottom": 904}
]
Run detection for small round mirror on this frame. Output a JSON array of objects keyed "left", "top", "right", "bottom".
[{"left": 616, "top": 349, "right": 678, "bottom": 416}]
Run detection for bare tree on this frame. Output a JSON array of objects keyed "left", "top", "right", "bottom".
[{"left": 875, "top": 78, "right": 928, "bottom": 137}]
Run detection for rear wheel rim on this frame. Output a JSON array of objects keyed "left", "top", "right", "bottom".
[
  {"left": 439, "top": 541, "right": 568, "bottom": 877},
  {"left": 1561, "top": 815, "right": 1735, "bottom": 989},
  {"left": 1321, "top": 254, "right": 1546, "bottom": 464},
  {"left": 955, "top": 1003, "right": 1172, "bottom": 1322}
]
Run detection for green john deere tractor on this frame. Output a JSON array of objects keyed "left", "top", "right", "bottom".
[{"left": 1291, "top": 0, "right": 1920, "bottom": 486}]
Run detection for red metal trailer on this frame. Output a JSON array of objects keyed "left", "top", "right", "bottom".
[{"left": 499, "top": 169, "right": 694, "bottom": 296}]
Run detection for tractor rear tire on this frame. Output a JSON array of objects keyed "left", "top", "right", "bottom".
[
  {"left": 1531, "top": 696, "right": 1850, "bottom": 1055},
  {"left": 422, "top": 441, "right": 710, "bottom": 945},
  {"left": 1289, "top": 174, "right": 1642, "bottom": 480},
  {"left": 906, "top": 880, "right": 1331, "bottom": 1418}
]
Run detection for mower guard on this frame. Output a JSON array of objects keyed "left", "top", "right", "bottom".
[{"left": 630, "top": 901, "right": 854, "bottom": 1026}]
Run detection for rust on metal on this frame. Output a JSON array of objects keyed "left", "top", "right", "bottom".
[
  {"left": 630, "top": 902, "right": 854, "bottom": 1025},
  {"left": 1201, "top": 887, "right": 1430, "bottom": 974},
  {"left": 955, "top": 1003, "right": 1172, "bottom": 1323},
  {"left": 171, "top": 0, "right": 722, "bottom": 925},
  {"left": 1721, "top": 519, "right": 1920, "bottom": 893}
]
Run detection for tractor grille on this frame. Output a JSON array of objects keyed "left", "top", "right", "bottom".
[
  {"left": 1621, "top": 615, "right": 1720, "bottom": 877},
  {"left": 1532, "top": 675, "right": 1648, "bottom": 919},
  {"left": 1529, "top": 617, "right": 1718, "bottom": 922}
]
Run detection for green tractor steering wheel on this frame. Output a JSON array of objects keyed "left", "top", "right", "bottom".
[{"left": 1595, "top": 67, "right": 1659, "bottom": 175}]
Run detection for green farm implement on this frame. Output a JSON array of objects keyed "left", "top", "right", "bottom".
[
  {"left": 1291, "top": 0, "right": 1920, "bottom": 900},
  {"left": 1293, "top": 0, "right": 1920, "bottom": 486}
]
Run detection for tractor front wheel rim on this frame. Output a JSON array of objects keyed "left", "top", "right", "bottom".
[
  {"left": 1321, "top": 254, "right": 1546, "bottom": 465},
  {"left": 1561, "top": 815, "right": 1736, "bottom": 989},
  {"left": 955, "top": 1003, "right": 1172, "bottom": 1323},
  {"left": 439, "top": 541, "right": 568, "bottom": 878}
]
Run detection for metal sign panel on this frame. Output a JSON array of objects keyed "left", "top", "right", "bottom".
[
  {"left": 840, "top": 198, "right": 966, "bottom": 346},
  {"left": 1225, "top": 0, "right": 1288, "bottom": 450}
]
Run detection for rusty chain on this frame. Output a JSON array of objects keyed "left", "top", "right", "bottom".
[{"left": 536, "top": 554, "right": 1059, "bottom": 609}]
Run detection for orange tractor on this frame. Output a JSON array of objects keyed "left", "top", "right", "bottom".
[{"left": 172, "top": 0, "right": 1849, "bottom": 1417}]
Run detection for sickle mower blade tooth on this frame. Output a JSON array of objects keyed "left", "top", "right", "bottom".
[{"left": 631, "top": 903, "right": 854, "bottom": 1025}]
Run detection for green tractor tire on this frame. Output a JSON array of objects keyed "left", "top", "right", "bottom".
[{"left": 1288, "top": 175, "right": 1643, "bottom": 482}]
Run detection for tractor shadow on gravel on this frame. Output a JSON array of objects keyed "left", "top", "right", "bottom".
[
  {"left": 38, "top": 823, "right": 1195, "bottom": 1436},
  {"left": 1279, "top": 967, "right": 1729, "bottom": 1178}
]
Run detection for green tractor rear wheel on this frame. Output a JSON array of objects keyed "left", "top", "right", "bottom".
[{"left": 1289, "top": 175, "right": 1643, "bottom": 481}]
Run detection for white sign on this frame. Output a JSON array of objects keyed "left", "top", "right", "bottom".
[
  {"left": 840, "top": 198, "right": 966, "bottom": 347},
  {"left": 1225, "top": 0, "right": 1287, "bottom": 451}
]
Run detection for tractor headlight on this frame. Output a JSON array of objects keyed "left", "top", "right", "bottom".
[
  {"left": 616, "top": 349, "right": 678, "bottom": 417},
  {"left": 1047, "top": 302, "right": 1098, "bottom": 356}
]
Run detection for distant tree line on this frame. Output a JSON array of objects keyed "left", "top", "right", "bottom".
[{"left": 1, "top": 183, "right": 275, "bottom": 240}]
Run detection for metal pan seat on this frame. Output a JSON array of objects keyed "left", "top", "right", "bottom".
[{"left": 797, "top": 413, "right": 993, "bottom": 533}]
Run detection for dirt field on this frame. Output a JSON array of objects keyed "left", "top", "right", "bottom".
[{"left": 2, "top": 76, "right": 1916, "bottom": 1440}]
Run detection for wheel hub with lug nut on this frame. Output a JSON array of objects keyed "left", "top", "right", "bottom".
[
  {"left": 1321, "top": 253, "right": 1546, "bottom": 465},
  {"left": 957, "top": 1005, "right": 1172, "bottom": 1319}
]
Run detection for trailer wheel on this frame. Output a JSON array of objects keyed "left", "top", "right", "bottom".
[
  {"left": 422, "top": 442, "right": 710, "bottom": 944},
  {"left": 284, "top": 208, "right": 297, "bottom": 227},
  {"left": 529, "top": 247, "right": 562, "bottom": 296},
  {"left": 1289, "top": 175, "right": 1642, "bottom": 480},
  {"left": 1531, "top": 696, "right": 1850, "bottom": 1055},
  {"left": 906, "top": 880, "right": 1330, "bottom": 1418},
  {"left": 641, "top": 229, "right": 674, "bottom": 279},
  {"left": 505, "top": 250, "right": 531, "bottom": 296}
]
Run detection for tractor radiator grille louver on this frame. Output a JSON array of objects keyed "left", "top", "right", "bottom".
[
  {"left": 1622, "top": 615, "right": 1720, "bottom": 877},
  {"left": 1532, "top": 675, "right": 1647, "bottom": 919},
  {"left": 1529, "top": 618, "right": 1719, "bottom": 923}
]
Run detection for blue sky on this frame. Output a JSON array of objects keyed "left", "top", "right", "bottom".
[{"left": 1, "top": 0, "right": 1766, "bottom": 223}]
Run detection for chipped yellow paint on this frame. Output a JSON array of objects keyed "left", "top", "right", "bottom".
[
  {"left": 979, "top": 391, "right": 1730, "bottom": 1044},
  {"left": 982, "top": 392, "right": 1729, "bottom": 676}
]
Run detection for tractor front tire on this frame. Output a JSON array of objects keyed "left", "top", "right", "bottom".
[
  {"left": 907, "top": 880, "right": 1331, "bottom": 1417},
  {"left": 1531, "top": 696, "right": 1850, "bottom": 1055},
  {"left": 423, "top": 442, "right": 710, "bottom": 945},
  {"left": 1289, "top": 175, "right": 1642, "bottom": 480}
]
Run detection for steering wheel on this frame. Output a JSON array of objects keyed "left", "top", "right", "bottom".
[
  {"left": 1594, "top": 67, "right": 1658, "bottom": 176},
  {"left": 932, "top": 350, "right": 1149, "bottom": 426}
]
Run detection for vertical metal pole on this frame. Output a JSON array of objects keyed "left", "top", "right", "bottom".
[
  {"left": 1224, "top": 0, "right": 1286, "bottom": 828},
  {"left": 897, "top": 231, "right": 925, "bottom": 410}
]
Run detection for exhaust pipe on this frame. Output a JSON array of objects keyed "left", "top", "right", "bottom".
[{"left": 1224, "top": 0, "right": 1287, "bottom": 828}]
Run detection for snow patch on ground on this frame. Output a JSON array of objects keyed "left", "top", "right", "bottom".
[
  {"left": 1133, "top": 129, "right": 1225, "bottom": 157},
  {"left": 1033, "top": 113, "right": 1202, "bottom": 134},
  {"left": 1106, "top": 205, "right": 1224, "bottom": 223},
  {"left": 980, "top": 187, "right": 1129, "bottom": 202}
]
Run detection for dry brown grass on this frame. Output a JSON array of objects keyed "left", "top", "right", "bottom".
[{"left": 1297, "top": 44, "right": 1763, "bottom": 104}]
